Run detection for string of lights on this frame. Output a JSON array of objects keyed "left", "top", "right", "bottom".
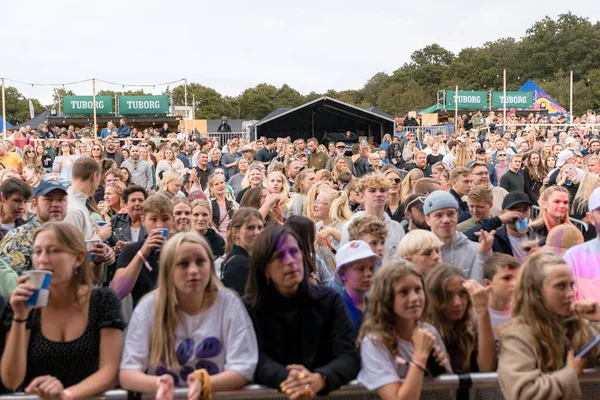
[{"left": 0, "top": 77, "right": 186, "bottom": 88}]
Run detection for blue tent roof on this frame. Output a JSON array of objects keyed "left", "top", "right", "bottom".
[
  {"left": 519, "top": 79, "right": 567, "bottom": 117},
  {"left": 0, "top": 118, "right": 13, "bottom": 134}
]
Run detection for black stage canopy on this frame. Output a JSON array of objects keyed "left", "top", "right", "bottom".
[{"left": 254, "top": 97, "right": 394, "bottom": 144}]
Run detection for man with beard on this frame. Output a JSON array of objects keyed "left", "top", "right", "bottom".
[
  {"left": 103, "top": 137, "right": 124, "bottom": 167},
  {"left": 401, "top": 193, "right": 429, "bottom": 233},
  {"left": 405, "top": 151, "right": 431, "bottom": 176},
  {"left": 121, "top": 146, "right": 153, "bottom": 190},
  {"left": 0, "top": 181, "right": 67, "bottom": 279},
  {"left": 108, "top": 186, "right": 148, "bottom": 254}
]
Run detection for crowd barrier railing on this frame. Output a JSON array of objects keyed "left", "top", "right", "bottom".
[{"left": 3, "top": 370, "right": 600, "bottom": 400}]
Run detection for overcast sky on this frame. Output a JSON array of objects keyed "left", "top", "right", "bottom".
[{"left": 4, "top": 0, "right": 599, "bottom": 104}]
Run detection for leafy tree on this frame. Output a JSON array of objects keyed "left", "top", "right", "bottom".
[
  {"left": 377, "top": 80, "right": 429, "bottom": 116},
  {"left": 3, "top": 86, "right": 45, "bottom": 125}
]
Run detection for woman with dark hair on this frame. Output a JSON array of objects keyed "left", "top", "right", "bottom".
[
  {"left": 244, "top": 226, "right": 360, "bottom": 398},
  {"left": 284, "top": 216, "right": 332, "bottom": 286},
  {"left": 120, "top": 167, "right": 132, "bottom": 186},
  {"left": 240, "top": 187, "right": 280, "bottom": 228}
]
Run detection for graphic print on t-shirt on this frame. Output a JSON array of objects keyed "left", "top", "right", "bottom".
[{"left": 156, "top": 337, "right": 223, "bottom": 385}]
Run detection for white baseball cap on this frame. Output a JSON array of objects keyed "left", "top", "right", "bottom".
[
  {"left": 589, "top": 187, "right": 600, "bottom": 212},
  {"left": 557, "top": 149, "right": 576, "bottom": 167},
  {"left": 334, "top": 240, "right": 381, "bottom": 285}
]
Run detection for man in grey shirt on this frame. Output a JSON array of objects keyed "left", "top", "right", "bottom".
[
  {"left": 121, "top": 146, "right": 153, "bottom": 191},
  {"left": 221, "top": 142, "right": 240, "bottom": 178}
]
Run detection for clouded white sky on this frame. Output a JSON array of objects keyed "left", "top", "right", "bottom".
[{"left": 3, "top": 0, "right": 599, "bottom": 104}]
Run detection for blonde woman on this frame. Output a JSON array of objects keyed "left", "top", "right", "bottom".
[
  {"left": 498, "top": 253, "right": 600, "bottom": 400},
  {"left": 156, "top": 148, "right": 185, "bottom": 186},
  {"left": 119, "top": 233, "right": 258, "bottom": 398},
  {"left": 140, "top": 146, "right": 157, "bottom": 190},
  {"left": 236, "top": 164, "right": 266, "bottom": 203},
  {"left": 314, "top": 187, "right": 352, "bottom": 272},
  {"left": 454, "top": 143, "right": 470, "bottom": 168},
  {"left": 289, "top": 168, "right": 315, "bottom": 217},
  {"left": 530, "top": 186, "right": 573, "bottom": 237},
  {"left": 101, "top": 181, "right": 125, "bottom": 221},
  {"left": 2, "top": 222, "right": 124, "bottom": 399},
  {"left": 304, "top": 180, "right": 333, "bottom": 222},
  {"left": 332, "top": 156, "right": 350, "bottom": 181},
  {"left": 158, "top": 171, "right": 185, "bottom": 200},
  {"left": 384, "top": 168, "right": 403, "bottom": 223},
  {"left": 571, "top": 171, "right": 600, "bottom": 221},
  {"left": 400, "top": 169, "right": 424, "bottom": 205},
  {"left": 21, "top": 145, "right": 40, "bottom": 168},
  {"left": 266, "top": 170, "right": 289, "bottom": 223},
  {"left": 208, "top": 173, "right": 238, "bottom": 239},
  {"left": 402, "top": 140, "right": 417, "bottom": 165}
]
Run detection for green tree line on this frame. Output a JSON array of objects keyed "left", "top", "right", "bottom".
[{"left": 4, "top": 13, "right": 600, "bottom": 126}]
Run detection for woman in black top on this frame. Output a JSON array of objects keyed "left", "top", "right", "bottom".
[
  {"left": 1, "top": 222, "right": 125, "bottom": 399},
  {"left": 244, "top": 226, "right": 360, "bottom": 399},
  {"left": 191, "top": 199, "right": 225, "bottom": 258},
  {"left": 221, "top": 208, "right": 264, "bottom": 296}
]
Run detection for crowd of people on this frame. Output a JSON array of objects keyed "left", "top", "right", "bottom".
[{"left": 0, "top": 115, "right": 598, "bottom": 400}]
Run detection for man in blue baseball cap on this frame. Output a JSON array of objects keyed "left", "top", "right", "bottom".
[{"left": 0, "top": 181, "right": 70, "bottom": 296}]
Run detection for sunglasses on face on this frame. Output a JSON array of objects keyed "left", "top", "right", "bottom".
[{"left": 388, "top": 178, "right": 401, "bottom": 184}]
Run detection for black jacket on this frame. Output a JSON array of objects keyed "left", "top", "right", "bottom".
[
  {"left": 244, "top": 285, "right": 360, "bottom": 394},
  {"left": 450, "top": 189, "right": 471, "bottom": 223},
  {"left": 104, "top": 150, "right": 124, "bottom": 168},
  {"left": 204, "top": 228, "right": 225, "bottom": 259},
  {"left": 211, "top": 199, "right": 235, "bottom": 233},
  {"left": 221, "top": 244, "right": 250, "bottom": 295},
  {"left": 109, "top": 213, "right": 147, "bottom": 246},
  {"left": 465, "top": 218, "right": 544, "bottom": 257}
]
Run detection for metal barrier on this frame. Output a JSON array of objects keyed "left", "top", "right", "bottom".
[
  {"left": 531, "top": 205, "right": 588, "bottom": 234},
  {"left": 205, "top": 132, "right": 250, "bottom": 145},
  {"left": 396, "top": 124, "right": 456, "bottom": 137},
  {"left": 3, "top": 371, "right": 600, "bottom": 400}
]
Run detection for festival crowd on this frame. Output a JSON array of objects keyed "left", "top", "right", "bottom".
[{"left": 0, "top": 111, "right": 598, "bottom": 400}]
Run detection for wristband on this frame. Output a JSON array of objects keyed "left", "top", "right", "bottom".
[
  {"left": 137, "top": 251, "right": 153, "bottom": 271},
  {"left": 409, "top": 359, "right": 427, "bottom": 373},
  {"left": 13, "top": 318, "right": 27, "bottom": 323}
]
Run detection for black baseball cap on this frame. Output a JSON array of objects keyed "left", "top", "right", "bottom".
[
  {"left": 476, "top": 148, "right": 486, "bottom": 155},
  {"left": 502, "top": 191, "right": 533, "bottom": 210}
]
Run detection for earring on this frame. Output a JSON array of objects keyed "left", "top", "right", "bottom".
[{"left": 266, "top": 276, "right": 271, "bottom": 285}]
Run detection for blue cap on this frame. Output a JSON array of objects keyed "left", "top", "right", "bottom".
[
  {"left": 33, "top": 180, "right": 68, "bottom": 198},
  {"left": 424, "top": 190, "right": 459, "bottom": 216}
]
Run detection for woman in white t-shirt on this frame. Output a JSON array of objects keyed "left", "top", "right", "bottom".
[
  {"left": 358, "top": 261, "right": 451, "bottom": 400},
  {"left": 119, "top": 232, "right": 258, "bottom": 400}
]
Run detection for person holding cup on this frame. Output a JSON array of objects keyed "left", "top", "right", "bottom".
[
  {"left": 112, "top": 195, "right": 174, "bottom": 307},
  {"left": 1, "top": 221, "right": 125, "bottom": 399}
]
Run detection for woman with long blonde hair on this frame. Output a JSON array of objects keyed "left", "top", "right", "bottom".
[
  {"left": 2, "top": 222, "right": 124, "bottom": 399},
  {"left": 571, "top": 171, "right": 600, "bottom": 221},
  {"left": 425, "top": 264, "right": 496, "bottom": 374},
  {"left": 498, "top": 253, "right": 600, "bottom": 400},
  {"left": 530, "top": 186, "right": 572, "bottom": 237},
  {"left": 453, "top": 143, "right": 470, "bottom": 168},
  {"left": 304, "top": 180, "right": 333, "bottom": 222},
  {"left": 332, "top": 156, "right": 350, "bottom": 181},
  {"left": 21, "top": 145, "right": 40, "bottom": 168},
  {"left": 358, "top": 261, "right": 451, "bottom": 400},
  {"left": 400, "top": 169, "right": 424, "bottom": 205},
  {"left": 119, "top": 232, "right": 258, "bottom": 399},
  {"left": 266, "top": 170, "right": 289, "bottom": 223},
  {"left": 313, "top": 187, "right": 352, "bottom": 272}
]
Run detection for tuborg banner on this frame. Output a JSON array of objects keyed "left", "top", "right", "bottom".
[
  {"left": 118, "top": 95, "right": 169, "bottom": 114},
  {"left": 445, "top": 90, "right": 487, "bottom": 109},
  {"left": 63, "top": 96, "right": 113, "bottom": 114},
  {"left": 491, "top": 91, "right": 534, "bottom": 109}
]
